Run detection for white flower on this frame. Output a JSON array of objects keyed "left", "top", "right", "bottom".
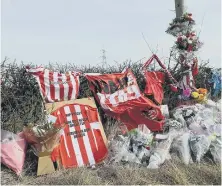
[
  {"left": 188, "top": 40, "right": 192, "bottom": 44},
  {"left": 181, "top": 35, "right": 186, "bottom": 40}
]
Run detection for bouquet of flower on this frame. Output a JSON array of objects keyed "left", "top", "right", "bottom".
[
  {"left": 23, "top": 115, "right": 62, "bottom": 155},
  {"left": 176, "top": 32, "right": 203, "bottom": 52}
]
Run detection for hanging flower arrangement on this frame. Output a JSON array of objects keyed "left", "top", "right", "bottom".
[
  {"left": 175, "top": 32, "right": 203, "bottom": 52},
  {"left": 166, "top": 12, "right": 205, "bottom": 105},
  {"left": 166, "top": 13, "right": 195, "bottom": 37}
]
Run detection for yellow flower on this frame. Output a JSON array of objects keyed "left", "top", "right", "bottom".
[
  {"left": 197, "top": 94, "right": 204, "bottom": 101},
  {"left": 197, "top": 94, "right": 208, "bottom": 103},
  {"left": 191, "top": 92, "right": 199, "bottom": 99}
]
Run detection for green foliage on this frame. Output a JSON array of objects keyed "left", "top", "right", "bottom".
[
  {"left": 1, "top": 58, "right": 218, "bottom": 133},
  {"left": 1, "top": 60, "right": 45, "bottom": 132}
]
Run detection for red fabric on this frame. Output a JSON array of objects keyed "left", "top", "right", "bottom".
[
  {"left": 26, "top": 67, "right": 80, "bottom": 103},
  {"left": 119, "top": 108, "right": 164, "bottom": 131},
  {"left": 192, "top": 59, "right": 198, "bottom": 76},
  {"left": 142, "top": 55, "right": 178, "bottom": 98},
  {"left": 85, "top": 69, "right": 165, "bottom": 132},
  {"left": 50, "top": 103, "right": 108, "bottom": 168},
  {"left": 142, "top": 54, "right": 178, "bottom": 84},
  {"left": 51, "top": 145, "right": 60, "bottom": 162},
  {"left": 169, "top": 84, "right": 178, "bottom": 92},
  {"left": 144, "top": 71, "right": 165, "bottom": 104}
]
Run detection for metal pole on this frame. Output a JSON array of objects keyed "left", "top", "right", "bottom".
[{"left": 175, "top": 0, "right": 185, "bottom": 18}]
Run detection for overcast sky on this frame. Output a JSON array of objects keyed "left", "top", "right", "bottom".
[{"left": 1, "top": 0, "right": 221, "bottom": 67}]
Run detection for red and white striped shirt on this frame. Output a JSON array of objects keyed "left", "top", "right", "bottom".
[
  {"left": 26, "top": 67, "right": 80, "bottom": 103},
  {"left": 51, "top": 103, "right": 108, "bottom": 168}
]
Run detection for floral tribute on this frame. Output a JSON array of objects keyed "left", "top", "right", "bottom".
[{"left": 166, "top": 12, "right": 205, "bottom": 104}]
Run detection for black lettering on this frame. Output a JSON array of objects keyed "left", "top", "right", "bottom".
[
  {"left": 74, "top": 133, "right": 84, "bottom": 138},
  {"left": 69, "top": 124, "right": 74, "bottom": 128}
]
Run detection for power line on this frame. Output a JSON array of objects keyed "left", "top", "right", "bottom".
[{"left": 101, "top": 49, "right": 107, "bottom": 65}]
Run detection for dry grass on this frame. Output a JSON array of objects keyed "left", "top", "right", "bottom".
[
  {"left": 1, "top": 158, "right": 221, "bottom": 185},
  {"left": 2, "top": 124, "right": 221, "bottom": 185}
]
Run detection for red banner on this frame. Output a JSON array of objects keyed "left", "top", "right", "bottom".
[
  {"left": 143, "top": 54, "right": 179, "bottom": 102},
  {"left": 85, "top": 69, "right": 165, "bottom": 131},
  {"left": 144, "top": 71, "right": 165, "bottom": 104}
]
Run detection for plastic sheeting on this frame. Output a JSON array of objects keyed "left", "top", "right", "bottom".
[
  {"left": 171, "top": 132, "right": 192, "bottom": 165},
  {"left": 189, "top": 134, "right": 211, "bottom": 163},
  {"left": 171, "top": 100, "right": 221, "bottom": 163},
  {"left": 109, "top": 99, "right": 221, "bottom": 167},
  {"left": 210, "top": 136, "right": 222, "bottom": 163},
  {"left": 109, "top": 125, "right": 153, "bottom": 165},
  {"left": 147, "top": 129, "right": 182, "bottom": 169},
  {"left": 1, "top": 130, "right": 27, "bottom": 175},
  {"left": 164, "top": 119, "right": 185, "bottom": 130}
]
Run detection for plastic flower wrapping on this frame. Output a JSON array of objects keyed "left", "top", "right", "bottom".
[{"left": 23, "top": 114, "right": 63, "bottom": 155}]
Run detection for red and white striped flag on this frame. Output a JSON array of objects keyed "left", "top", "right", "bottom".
[
  {"left": 26, "top": 66, "right": 81, "bottom": 103},
  {"left": 85, "top": 69, "right": 165, "bottom": 131},
  {"left": 51, "top": 103, "right": 108, "bottom": 168}
]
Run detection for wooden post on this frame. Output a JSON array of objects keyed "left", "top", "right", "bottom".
[{"left": 175, "top": 0, "right": 185, "bottom": 18}]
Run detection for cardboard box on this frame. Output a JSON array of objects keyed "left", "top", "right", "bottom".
[{"left": 37, "top": 151, "right": 56, "bottom": 176}]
